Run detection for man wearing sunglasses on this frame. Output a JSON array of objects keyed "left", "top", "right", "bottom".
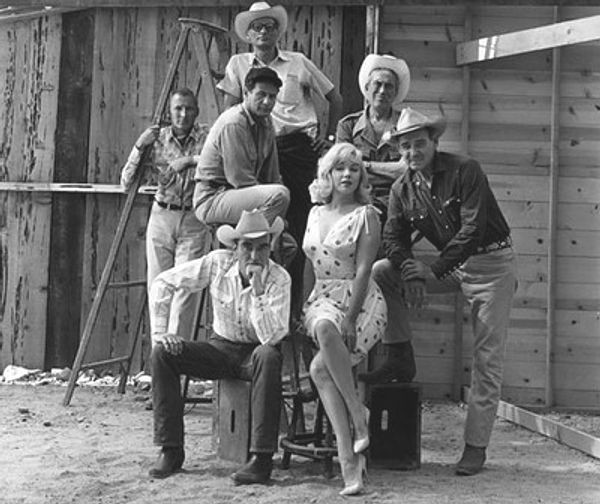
[{"left": 217, "top": 2, "right": 343, "bottom": 320}]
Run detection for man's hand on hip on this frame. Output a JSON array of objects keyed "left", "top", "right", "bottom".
[{"left": 154, "top": 333, "right": 185, "bottom": 355}]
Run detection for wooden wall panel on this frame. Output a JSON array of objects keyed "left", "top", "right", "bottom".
[
  {"left": 81, "top": 8, "right": 158, "bottom": 365},
  {"left": 379, "top": 4, "right": 600, "bottom": 408},
  {"left": 77, "top": 5, "right": 348, "bottom": 369},
  {"left": 0, "top": 16, "right": 61, "bottom": 369}
]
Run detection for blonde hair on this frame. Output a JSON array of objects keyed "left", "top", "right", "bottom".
[{"left": 309, "top": 143, "right": 371, "bottom": 205}]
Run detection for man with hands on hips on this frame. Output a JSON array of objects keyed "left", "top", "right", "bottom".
[
  {"left": 148, "top": 209, "right": 291, "bottom": 485},
  {"left": 370, "top": 107, "right": 518, "bottom": 476}
]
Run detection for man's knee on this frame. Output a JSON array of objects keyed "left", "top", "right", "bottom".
[
  {"left": 252, "top": 344, "right": 282, "bottom": 370},
  {"left": 270, "top": 185, "right": 290, "bottom": 214},
  {"left": 372, "top": 258, "right": 395, "bottom": 282},
  {"left": 151, "top": 343, "right": 171, "bottom": 369}
]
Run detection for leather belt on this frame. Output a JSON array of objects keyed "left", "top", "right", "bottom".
[
  {"left": 156, "top": 200, "right": 192, "bottom": 211},
  {"left": 475, "top": 237, "right": 512, "bottom": 255}
]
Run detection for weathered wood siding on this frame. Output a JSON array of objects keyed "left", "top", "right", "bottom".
[
  {"left": 379, "top": 4, "right": 600, "bottom": 408},
  {"left": 0, "top": 15, "right": 61, "bottom": 369}
]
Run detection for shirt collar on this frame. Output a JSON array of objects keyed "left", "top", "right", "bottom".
[
  {"left": 251, "top": 48, "right": 288, "bottom": 65},
  {"left": 165, "top": 123, "right": 202, "bottom": 145}
]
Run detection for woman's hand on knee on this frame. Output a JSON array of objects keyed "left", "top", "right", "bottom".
[{"left": 340, "top": 316, "right": 357, "bottom": 352}]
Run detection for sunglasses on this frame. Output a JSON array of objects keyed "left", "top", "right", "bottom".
[{"left": 249, "top": 21, "right": 278, "bottom": 33}]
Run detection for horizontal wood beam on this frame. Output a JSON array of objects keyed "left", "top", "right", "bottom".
[
  {"left": 0, "top": 182, "right": 157, "bottom": 194},
  {"left": 497, "top": 400, "right": 600, "bottom": 460},
  {"left": 0, "top": 7, "right": 81, "bottom": 24},
  {"left": 5, "top": 0, "right": 596, "bottom": 6},
  {"left": 457, "top": 15, "right": 600, "bottom": 65}
]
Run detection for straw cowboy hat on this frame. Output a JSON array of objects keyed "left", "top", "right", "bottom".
[
  {"left": 389, "top": 107, "right": 447, "bottom": 140},
  {"left": 216, "top": 209, "right": 284, "bottom": 248},
  {"left": 234, "top": 2, "right": 288, "bottom": 42},
  {"left": 358, "top": 54, "right": 411, "bottom": 110}
]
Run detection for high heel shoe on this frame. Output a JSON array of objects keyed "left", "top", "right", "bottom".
[
  {"left": 353, "top": 406, "right": 370, "bottom": 454},
  {"left": 339, "top": 454, "right": 367, "bottom": 496}
]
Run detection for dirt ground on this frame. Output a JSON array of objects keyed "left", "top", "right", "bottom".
[{"left": 1, "top": 383, "right": 599, "bottom": 504}]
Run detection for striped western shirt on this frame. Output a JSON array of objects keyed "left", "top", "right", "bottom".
[{"left": 150, "top": 249, "right": 290, "bottom": 345}]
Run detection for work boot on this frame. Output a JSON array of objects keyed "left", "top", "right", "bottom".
[
  {"left": 358, "top": 341, "right": 416, "bottom": 385},
  {"left": 231, "top": 453, "right": 273, "bottom": 485},
  {"left": 148, "top": 446, "right": 185, "bottom": 478},
  {"left": 455, "top": 444, "right": 486, "bottom": 476}
]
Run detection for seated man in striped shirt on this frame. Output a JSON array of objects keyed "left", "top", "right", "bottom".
[{"left": 148, "top": 209, "right": 291, "bottom": 485}]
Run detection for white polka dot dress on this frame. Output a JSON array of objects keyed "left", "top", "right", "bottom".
[{"left": 302, "top": 204, "right": 387, "bottom": 365}]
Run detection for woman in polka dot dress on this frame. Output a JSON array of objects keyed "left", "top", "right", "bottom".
[{"left": 302, "top": 142, "right": 387, "bottom": 496}]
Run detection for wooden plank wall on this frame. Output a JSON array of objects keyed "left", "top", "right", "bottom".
[
  {"left": 77, "top": 5, "right": 349, "bottom": 369},
  {"left": 0, "top": 15, "right": 62, "bottom": 369},
  {"left": 0, "top": 5, "right": 362, "bottom": 374},
  {"left": 379, "top": 4, "right": 600, "bottom": 408}
]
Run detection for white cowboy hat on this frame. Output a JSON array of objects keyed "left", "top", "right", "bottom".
[
  {"left": 358, "top": 54, "right": 411, "bottom": 110},
  {"left": 234, "top": 2, "right": 288, "bottom": 43},
  {"left": 216, "top": 209, "right": 284, "bottom": 248},
  {"left": 389, "top": 107, "right": 447, "bottom": 140}
]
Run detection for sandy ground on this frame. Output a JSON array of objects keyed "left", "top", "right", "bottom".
[{"left": 1, "top": 383, "right": 600, "bottom": 504}]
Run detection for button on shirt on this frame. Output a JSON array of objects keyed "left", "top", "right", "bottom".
[
  {"left": 120, "top": 124, "right": 209, "bottom": 208},
  {"left": 150, "top": 249, "right": 291, "bottom": 345},
  {"left": 383, "top": 151, "right": 511, "bottom": 279},
  {"left": 193, "top": 104, "right": 281, "bottom": 207},
  {"left": 336, "top": 107, "right": 402, "bottom": 197},
  {"left": 217, "top": 51, "right": 334, "bottom": 136}
]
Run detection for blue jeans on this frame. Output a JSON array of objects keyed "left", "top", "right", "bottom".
[
  {"left": 372, "top": 247, "right": 518, "bottom": 447},
  {"left": 152, "top": 334, "right": 282, "bottom": 453}
]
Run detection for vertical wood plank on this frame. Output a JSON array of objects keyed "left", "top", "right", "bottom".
[
  {"left": 81, "top": 7, "right": 158, "bottom": 366},
  {"left": 45, "top": 10, "right": 94, "bottom": 369},
  {"left": 310, "top": 5, "right": 343, "bottom": 134},
  {"left": 340, "top": 6, "right": 367, "bottom": 116},
  {"left": 0, "top": 15, "right": 61, "bottom": 369}
]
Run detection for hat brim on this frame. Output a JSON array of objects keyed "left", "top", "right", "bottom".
[
  {"left": 390, "top": 117, "right": 447, "bottom": 140},
  {"left": 234, "top": 5, "right": 288, "bottom": 43},
  {"left": 358, "top": 54, "right": 411, "bottom": 111},
  {"left": 216, "top": 216, "right": 285, "bottom": 249}
]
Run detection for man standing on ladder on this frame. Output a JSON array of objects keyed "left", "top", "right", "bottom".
[
  {"left": 217, "top": 1, "right": 343, "bottom": 317},
  {"left": 121, "top": 88, "right": 211, "bottom": 346}
]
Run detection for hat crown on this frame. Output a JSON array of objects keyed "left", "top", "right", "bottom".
[
  {"left": 249, "top": 1, "right": 274, "bottom": 12},
  {"left": 396, "top": 107, "right": 430, "bottom": 132},
  {"left": 235, "top": 209, "right": 271, "bottom": 236}
]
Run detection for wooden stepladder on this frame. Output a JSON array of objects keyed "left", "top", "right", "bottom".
[{"left": 63, "top": 18, "right": 227, "bottom": 406}]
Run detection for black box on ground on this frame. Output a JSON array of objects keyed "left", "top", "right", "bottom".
[{"left": 368, "top": 382, "right": 421, "bottom": 470}]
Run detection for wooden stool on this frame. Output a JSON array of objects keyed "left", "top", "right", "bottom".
[
  {"left": 368, "top": 382, "right": 421, "bottom": 470},
  {"left": 212, "top": 379, "right": 251, "bottom": 463}
]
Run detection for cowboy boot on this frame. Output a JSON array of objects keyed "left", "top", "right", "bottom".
[{"left": 358, "top": 341, "right": 416, "bottom": 385}]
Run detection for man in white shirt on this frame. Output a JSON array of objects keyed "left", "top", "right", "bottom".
[
  {"left": 217, "top": 2, "right": 343, "bottom": 317},
  {"left": 148, "top": 209, "right": 291, "bottom": 485}
]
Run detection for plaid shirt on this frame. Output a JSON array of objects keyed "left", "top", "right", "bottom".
[
  {"left": 121, "top": 123, "right": 209, "bottom": 207},
  {"left": 150, "top": 249, "right": 291, "bottom": 345}
]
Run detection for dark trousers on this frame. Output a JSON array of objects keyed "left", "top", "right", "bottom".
[
  {"left": 152, "top": 334, "right": 282, "bottom": 453},
  {"left": 276, "top": 132, "right": 319, "bottom": 317}
]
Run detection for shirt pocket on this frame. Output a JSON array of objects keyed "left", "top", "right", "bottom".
[
  {"left": 279, "top": 73, "right": 303, "bottom": 106},
  {"left": 442, "top": 196, "right": 461, "bottom": 226}
]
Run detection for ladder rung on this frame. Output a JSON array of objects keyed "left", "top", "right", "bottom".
[
  {"left": 107, "top": 280, "right": 146, "bottom": 289},
  {"left": 80, "top": 356, "right": 130, "bottom": 369}
]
